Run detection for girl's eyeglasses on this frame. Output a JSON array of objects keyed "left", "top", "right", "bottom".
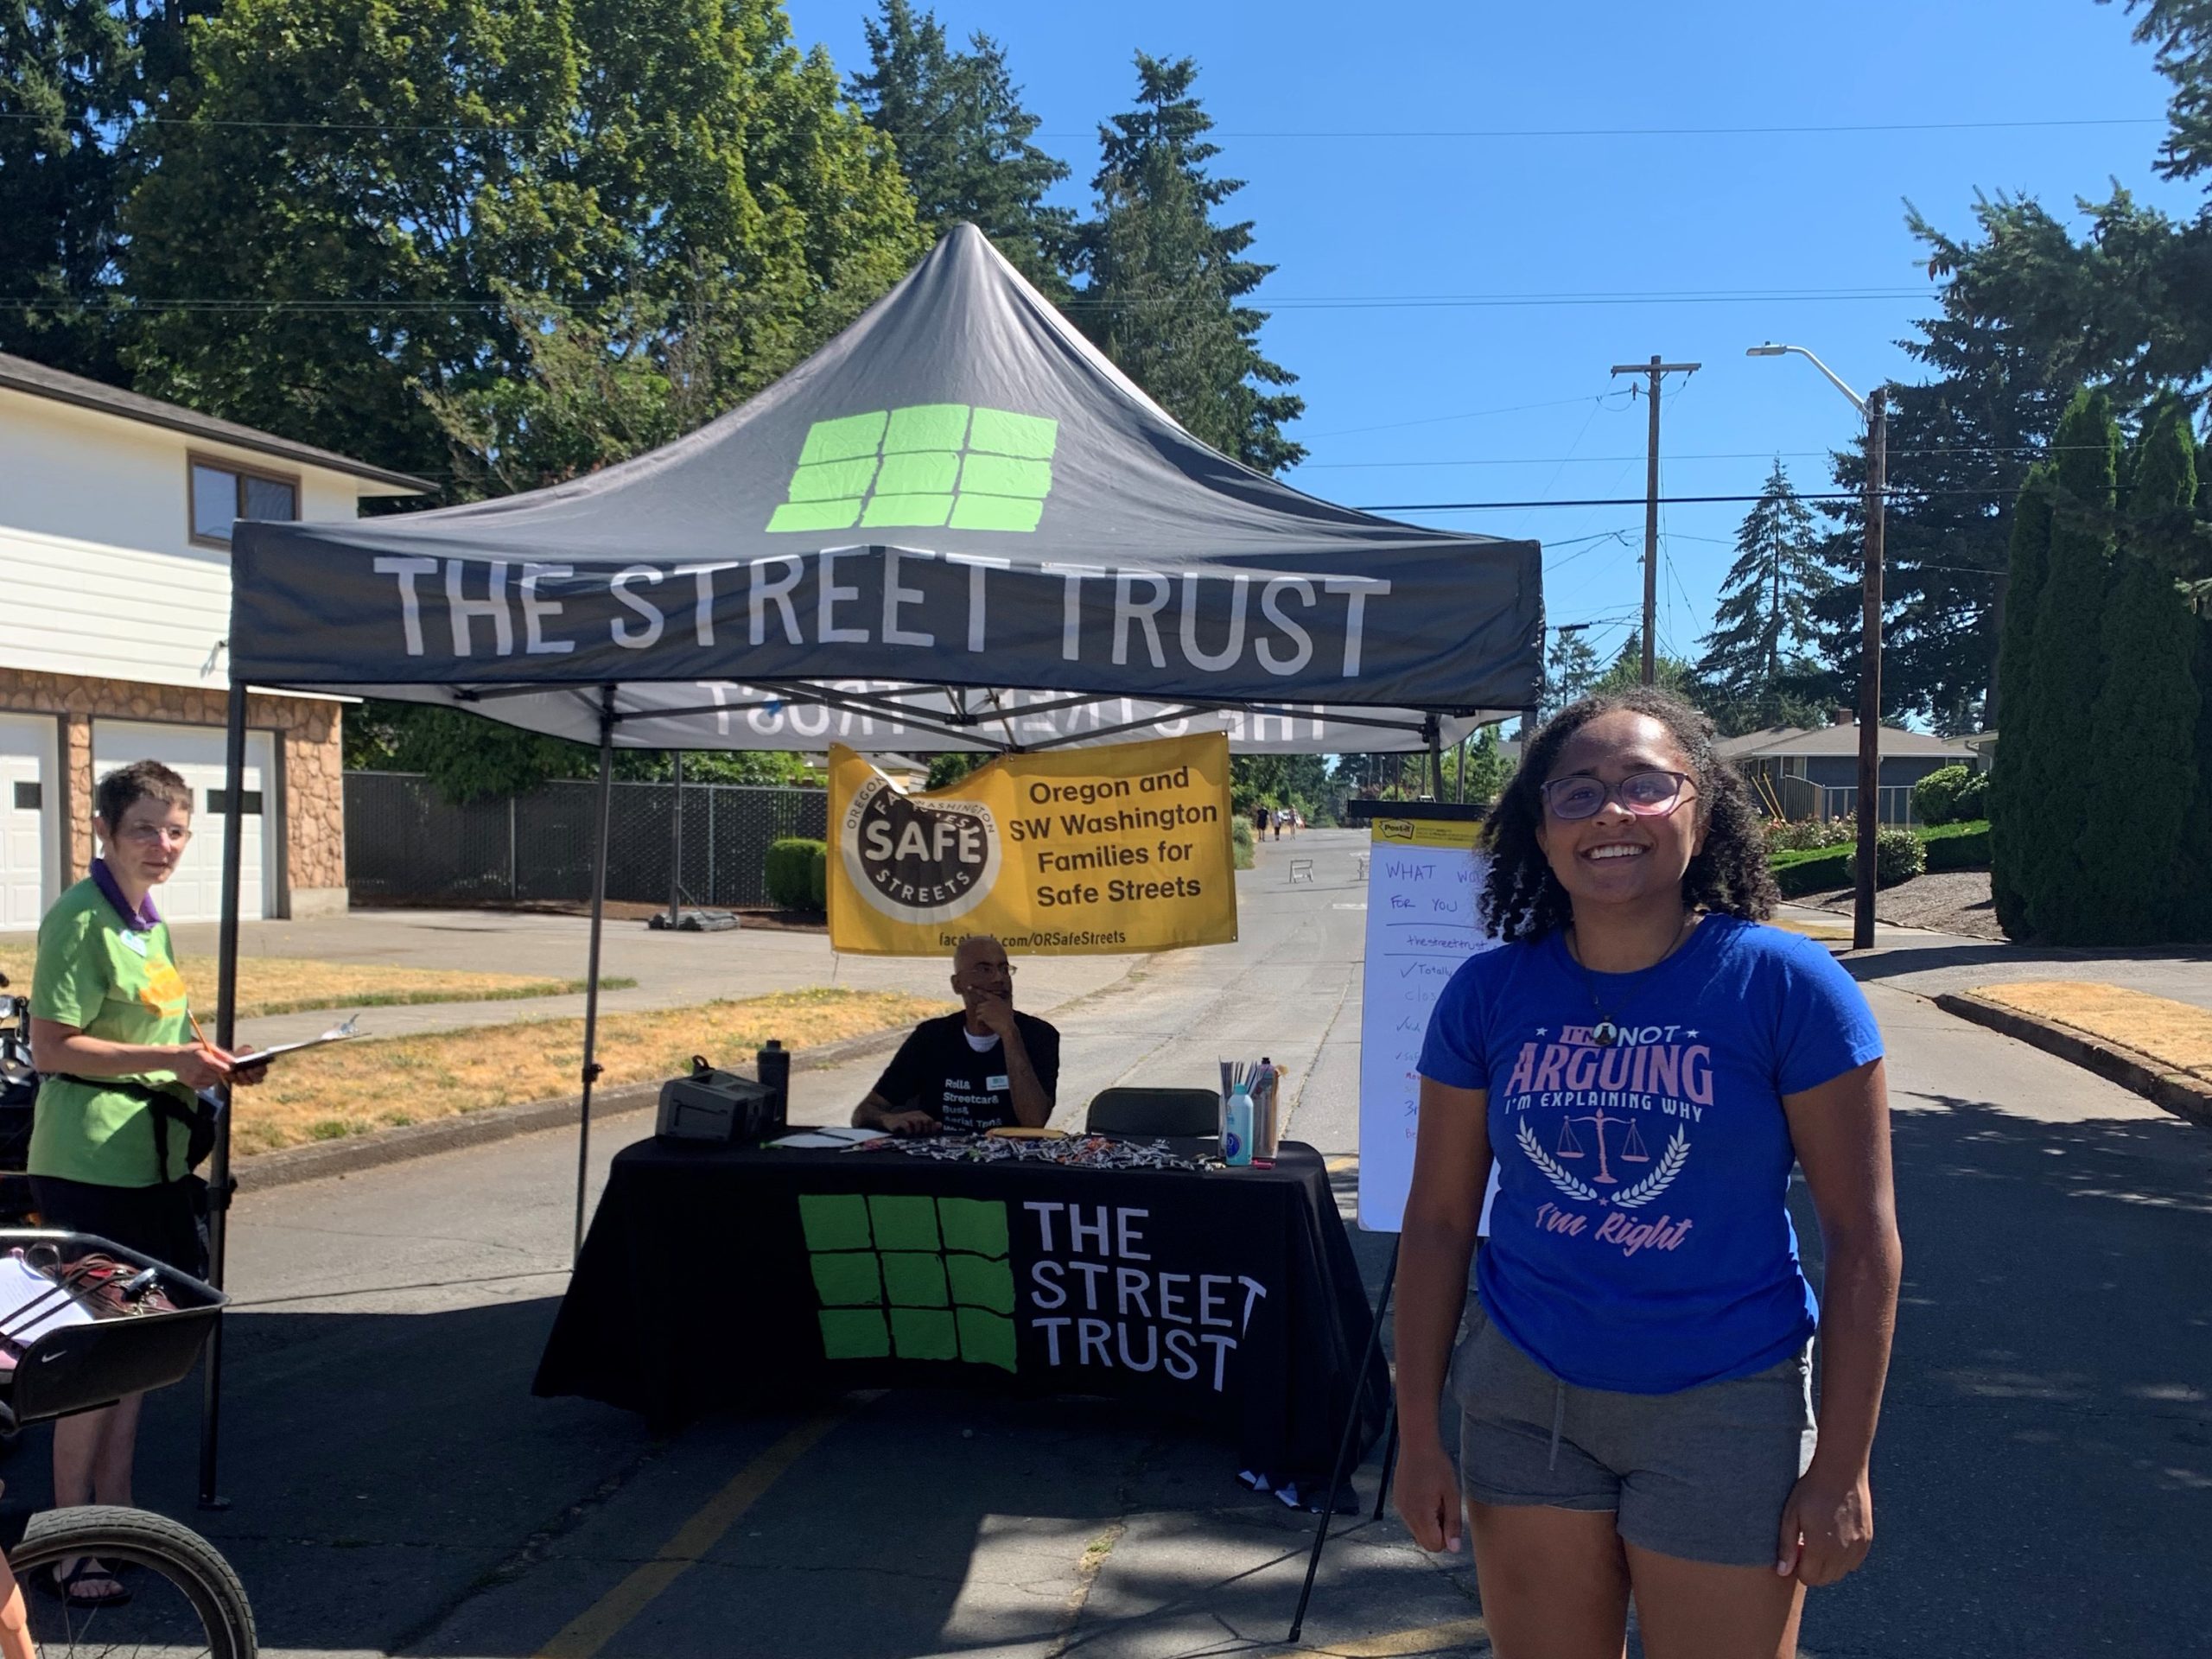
[{"left": 1540, "top": 770, "right": 1696, "bottom": 822}]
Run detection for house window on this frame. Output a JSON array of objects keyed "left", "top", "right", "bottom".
[
  {"left": 189, "top": 456, "right": 299, "bottom": 547},
  {"left": 205, "top": 788, "right": 264, "bottom": 816},
  {"left": 1782, "top": 756, "right": 1807, "bottom": 779},
  {"left": 11, "top": 783, "right": 38, "bottom": 811}
]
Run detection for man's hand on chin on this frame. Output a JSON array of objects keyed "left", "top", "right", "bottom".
[{"left": 970, "top": 993, "right": 1020, "bottom": 1040}]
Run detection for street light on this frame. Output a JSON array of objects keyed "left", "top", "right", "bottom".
[{"left": 1746, "top": 340, "right": 1887, "bottom": 951}]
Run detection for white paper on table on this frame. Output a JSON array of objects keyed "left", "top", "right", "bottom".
[
  {"left": 0, "top": 1255, "right": 92, "bottom": 1344},
  {"left": 767, "top": 1128, "right": 884, "bottom": 1149}
]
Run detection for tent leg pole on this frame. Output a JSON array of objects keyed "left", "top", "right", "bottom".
[
  {"left": 1426, "top": 715, "right": 1444, "bottom": 801},
  {"left": 1287, "top": 1238, "right": 1397, "bottom": 1644},
  {"left": 199, "top": 681, "right": 249, "bottom": 1511},
  {"left": 575, "top": 689, "right": 616, "bottom": 1264},
  {"left": 666, "top": 750, "right": 683, "bottom": 929}
]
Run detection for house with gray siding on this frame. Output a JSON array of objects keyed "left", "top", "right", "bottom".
[{"left": 1718, "top": 712, "right": 1978, "bottom": 824}]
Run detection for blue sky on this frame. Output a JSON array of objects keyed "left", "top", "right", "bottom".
[{"left": 787, "top": 0, "right": 2193, "bottom": 677}]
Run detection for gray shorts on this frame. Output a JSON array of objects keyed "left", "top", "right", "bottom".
[{"left": 1452, "top": 1297, "right": 1816, "bottom": 1567}]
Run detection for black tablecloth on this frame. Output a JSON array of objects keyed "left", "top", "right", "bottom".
[{"left": 535, "top": 1137, "right": 1387, "bottom": 1475}]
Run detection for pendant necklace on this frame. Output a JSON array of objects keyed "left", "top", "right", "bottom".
[{"left": 1566, "top": 912, "right": 1698, "bottom": 1047}]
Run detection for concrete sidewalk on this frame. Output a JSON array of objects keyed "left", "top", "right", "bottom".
[{"left": 1782, "top": 901, "right": 2212, "bottom": 1015}]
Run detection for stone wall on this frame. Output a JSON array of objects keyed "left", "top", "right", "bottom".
[{"left": 0, "top": 667, "right": 345, "bottom": 912}]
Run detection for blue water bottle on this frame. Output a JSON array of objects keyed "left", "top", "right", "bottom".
[{"left": 1224, "top": 1084, "right": 1254, "bottom": 1167}]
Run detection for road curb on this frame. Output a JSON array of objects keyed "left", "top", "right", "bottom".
[
  {"left": 1932, "top": 991, "right": 2212, "bottom": 1129},
  {"left": 230, "top": 1022, "right": 919, "bottom": 1192}
]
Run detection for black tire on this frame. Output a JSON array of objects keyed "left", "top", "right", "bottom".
[{"left": 8, "top": 1503, "right": 255, "bottom": 1658}]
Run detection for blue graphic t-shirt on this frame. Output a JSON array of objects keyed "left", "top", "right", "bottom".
[{"left": 1418, "top": 915, "right": 1883, "bottom": 1395}]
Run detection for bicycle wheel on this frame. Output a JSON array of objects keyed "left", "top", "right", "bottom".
[{"left": 6, "top": 1504, "right": 255, "bottom": 1659}]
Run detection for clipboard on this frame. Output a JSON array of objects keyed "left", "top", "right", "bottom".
[{"left": 231, "top": 1016, "right": 360, "bottom": 1071}]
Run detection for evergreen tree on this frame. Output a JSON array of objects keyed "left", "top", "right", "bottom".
[
  {"left": 2075, "top": 399, "right": 2201, "bottom": 940},
  {"left": 1697, "top": 460, "right": 1827, "bottom": 716},
  {"left": 848, "top": 0, "right": 1073, "bottom": 294},
  {"left": 1073, "top": 54, "right": 1304, "bottom": 474},
  {"left": 0, "top": 0, "right": 141, "bottom": 378},
  {"left": 1988, "top": 462, "right": 2054, "bottom": 939},
  {"left": 2015, "top": 388, "right": 2121, "bottom": 941},
  {"left": 1541, "top": 626, "right": 1603, "bottom": 718}
]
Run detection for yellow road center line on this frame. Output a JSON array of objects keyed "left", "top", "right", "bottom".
[
  {"left": 1300, "top": 1616, "right": 1490, "bottom": 1656},
  {"left": 534, "top": 1411, "right": 844, "bottom": 1659}
]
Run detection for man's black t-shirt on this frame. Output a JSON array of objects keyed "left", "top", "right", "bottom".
[{"left": 871, "top": 1011, "right": 1061, "bottom": 1133}]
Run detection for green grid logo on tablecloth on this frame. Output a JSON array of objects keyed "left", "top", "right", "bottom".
[
  {"left": 798, "top": 1192, "right": 1017, "bottom": 1371},
  {"left": 766, "top": 405, "right": 1058, "bottom": 534}
]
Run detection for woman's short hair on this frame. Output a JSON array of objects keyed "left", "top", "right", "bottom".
[
  {"left": 1479, "top": 688, "right": 1778, "bottom": 942},
  {"left": 95, "top": 760, "right": 194, "bottom": 829}
]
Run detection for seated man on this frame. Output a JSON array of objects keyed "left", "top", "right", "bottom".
[{"left": 853, "top": 935, "right": 1059, "bottom": 1135}]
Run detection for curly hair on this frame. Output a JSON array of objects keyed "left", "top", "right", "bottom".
[{"left": 1479, "top": 688, "right": 1777, "bottom": 942}]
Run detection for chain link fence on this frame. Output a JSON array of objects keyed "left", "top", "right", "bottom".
[{"left": 345, "top": 772, "right": 830, "bottom": 908}]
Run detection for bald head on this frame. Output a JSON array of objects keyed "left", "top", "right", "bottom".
[{"left": 951, "top": 935, "right": 1014, "bottom": 1022}]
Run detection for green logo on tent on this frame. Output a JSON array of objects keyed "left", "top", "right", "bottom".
[
  {"left": 767, "top": 404, "right": 1058, "bottom": 535},
  {"left": 798, "top": 1192, "right": 1017, "bottom": 1371}
]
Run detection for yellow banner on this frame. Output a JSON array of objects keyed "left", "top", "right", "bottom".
[
  {"left": 1368, "top": 813, "right": 1487, "bottom": 851},
  {"left": 827, "top": 734, "right": 1237, "bottom": 956}
]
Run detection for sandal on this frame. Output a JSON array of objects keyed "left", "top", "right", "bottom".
[{"left": 35, "top": 1559, "right": 131, "bottom": 1609}]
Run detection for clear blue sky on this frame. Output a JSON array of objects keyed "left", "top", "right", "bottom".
[{"left": 785, "top": 0, "right": 2190, "bottom": 676}]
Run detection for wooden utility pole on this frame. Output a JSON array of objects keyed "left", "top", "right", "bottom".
[{"left": 1610, "top": 355, "right": 1700, "bottom": 683}]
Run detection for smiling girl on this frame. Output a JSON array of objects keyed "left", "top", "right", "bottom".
[{"left": 1392, "top": 690, "right": 1901, "bottom": 1659}]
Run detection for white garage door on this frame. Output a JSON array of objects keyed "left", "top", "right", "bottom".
[
  {"left": 0, "top": 715, "right": 57, "bottom": 931},
  {"left": 92, "top": 722, "right": 276, "bottom": 923}
]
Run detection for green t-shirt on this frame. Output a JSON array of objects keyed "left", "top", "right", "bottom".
[{"left": 28, "top": 877, "right": 195, "bottom": 1187}]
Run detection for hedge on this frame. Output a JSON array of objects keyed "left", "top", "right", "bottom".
[
  {"left": 1765, "top": 819, "right": 1989, "bottom": 897},
  {"left": 766, "top": 837, "right": 828, "bottom": 911}
]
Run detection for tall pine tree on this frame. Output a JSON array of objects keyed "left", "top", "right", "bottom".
[
  {"left": 1542, "top": 626, "right": 1603, "bottom": 718},
  {"left": 2075, "top": 398, "right": 2201, "bottom": 941},
  {"left": 1697, "top": 461, "right": 1827, "bottom": 724},
  {"left": 1073, "top": 54, "right": 1304, "bottom": 474},
  {"left": 2014, "top": 388, "right": 2120, "bottom": 941},
  {"left": 1988, "top": 461, "right": 2053, "bottom": 939},
  {"left": 848, "top": 0, "right": 1073, "bottom": 295}
]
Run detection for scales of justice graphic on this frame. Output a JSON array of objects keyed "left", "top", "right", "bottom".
[{"left": 1554, "top": 1108, "right": 1652, "bottom": 1185}]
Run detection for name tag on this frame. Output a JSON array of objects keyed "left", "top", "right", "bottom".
[
  {"left": 987, "top": 1075, "right": 1010, "bottom": 1091},
  {"left": 120, "top": 933, "right": 148, "bottom": 957}
]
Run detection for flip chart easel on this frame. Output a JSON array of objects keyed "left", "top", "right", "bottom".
[{"left": 1288, "top": 803, "right": 1498, "bottom": 1643}]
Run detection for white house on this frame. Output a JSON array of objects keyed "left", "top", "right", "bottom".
[{"left": 0, "top": 353, "right": 430, "bottom": 928}]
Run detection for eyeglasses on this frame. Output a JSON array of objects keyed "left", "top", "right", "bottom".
[
  {"left": 117, "top": 823, "right": 194, "bottom": 848},
  {"left": 1540, "top": 770, "right": 1696, "bottom": 822},
  {"left": 963, "top": 962, "right": 1017, "bottom": 979}
]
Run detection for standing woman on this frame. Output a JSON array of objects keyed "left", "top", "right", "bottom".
[
  {"left": 26, "top": 760, "right": 258, "bottom": 1608},
  {"left": 1393, "top": 690, "right": 1900, "bottom": 1659}
]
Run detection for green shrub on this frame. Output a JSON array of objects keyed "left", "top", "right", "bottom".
[
  {"left": 1910, "top": 765, "right": 1973, "bottom": 826},
  {"left": 1230, "top": 817, "right": 1255, "bottom": 870},
  {"left": 766, "top": 837, "right": 828, "bottom": 911},
  {"left": 1920, "top": 820, "right": 1991, "bottom": 873},
  {"left": 1951, "top": 770, "right": 1989, "bottom": 823},
  {"left": 1769, "top": 845, "right": 1851, "bottom": 897},
  {"left": 1846, "top": 827, "right": 1927, "bottom": 888}
]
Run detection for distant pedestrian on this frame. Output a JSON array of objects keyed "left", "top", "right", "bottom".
[
  {"left": 1252, "top": 804, "right": 1269, "bottom": 843},
  {"left": 1393, "top": 688, "right": 1898, "bottom": 1659},
  {"left": 1272, "top": 807, "right": 1285, "bottom": 841}
]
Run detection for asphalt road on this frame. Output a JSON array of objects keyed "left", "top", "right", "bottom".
[{"left": 19, "top": 829, "right": 2207, "bottom": 1658}]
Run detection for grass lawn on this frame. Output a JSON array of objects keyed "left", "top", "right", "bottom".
[
  {"left": 235, "top": 987, "right": 954, "bottom": 1154},
  {"left": 1967, "top": 981, "right": 2212, "bottom": 1083},
  {"left": 0, "top": 943, "right": 633, "bottom": 1020}
]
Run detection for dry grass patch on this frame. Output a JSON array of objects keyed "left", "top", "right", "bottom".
[
  {"left": 0, "top": 942, "right": 629, "bottom": 1020},
  {"left": 1968, "top": 980, "right": 2212, "bottom": 1082},
  {"left": 234, "top": 987, "right": 953, "bottom": 1154}
]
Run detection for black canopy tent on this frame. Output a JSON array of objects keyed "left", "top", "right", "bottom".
[{"left": 200, "top": 224, "right": 1541, "bottom": 1500}]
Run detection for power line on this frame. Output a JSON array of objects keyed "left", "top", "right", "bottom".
[
  {"left": 6, "top": 111, "right": 2156, "bottom": 140},
  {"left": 1301, "top": 444, "right": 2106, "bottom": 468},
  {"left": 1363, "top": 488, "right": 2026, "bottom": 510},
  {"left": 0, "top": 285, "right": 1933, "bottom": 315},
  {"left": 1300, "top": 391, "right": 1621, "bottom": 440}
]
